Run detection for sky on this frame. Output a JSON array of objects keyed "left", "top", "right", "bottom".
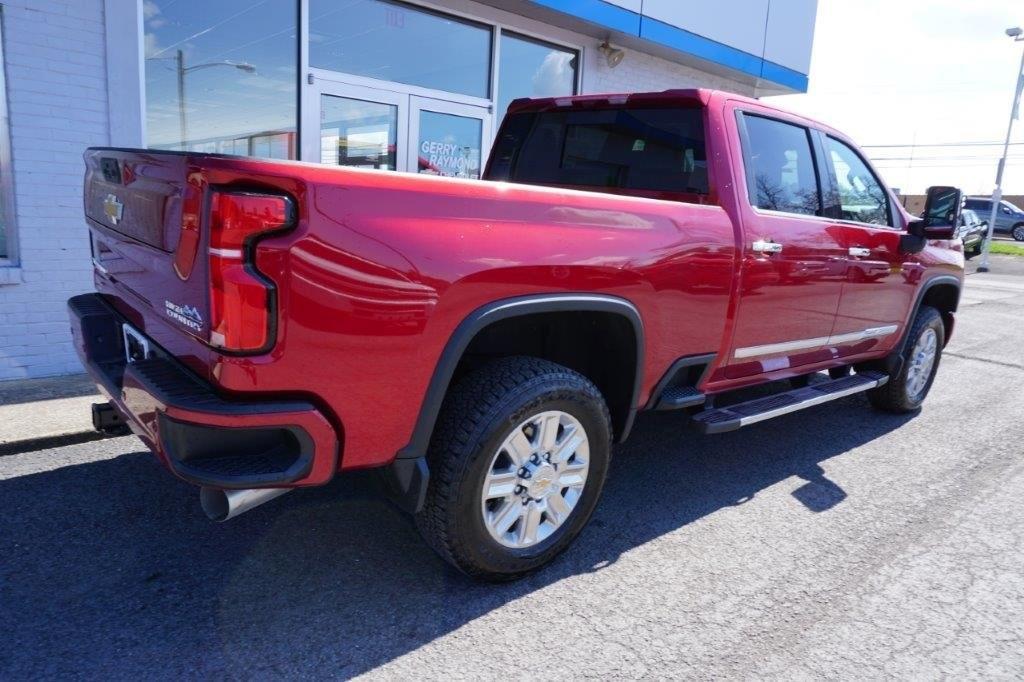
[{"left": 766, "top": 0, "right": 1024, "bottom": 196}]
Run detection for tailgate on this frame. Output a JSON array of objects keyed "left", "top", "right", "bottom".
[{"left": 84, "top": 149, "right": 210, "bottom": 345}]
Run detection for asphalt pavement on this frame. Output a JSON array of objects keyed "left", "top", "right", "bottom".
[{"left": 2, "top": 256, "right": 1023, "bottom": 679}]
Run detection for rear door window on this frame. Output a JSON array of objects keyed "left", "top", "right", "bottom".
[
  {"left": 739, "top": 114, "right": 821, "bottom": 216},
  {"left": 487, "top": 107, "right": 708, "bottom": 198}
]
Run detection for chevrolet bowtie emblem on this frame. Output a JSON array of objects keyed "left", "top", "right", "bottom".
[{"left": 103, "top": 193, "right": 124, "bottom": 225}]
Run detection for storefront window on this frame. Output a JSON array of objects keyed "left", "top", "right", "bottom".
[
  {"left": 417, "top": 111, "right": 482, "bottom": 178},
  {"left": 143, "top": 0, "right": 298, "bottom": 158},
  {"left": 310, "top": 0, "right": 492, "bottom": 99},
  {"left": 320, "top": 96, "right": 398, "bottom": 169},
  {"left": 497, "top": 32, "right": 578, "bottom": 117}
]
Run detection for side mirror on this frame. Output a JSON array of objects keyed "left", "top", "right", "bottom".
[{"left": 912, "top": 185, "right": 962, "bottom": 240}]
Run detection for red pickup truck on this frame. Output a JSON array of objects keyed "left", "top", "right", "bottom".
[{"left": 69, "top": 89, "right": 964, "bottom": 580}]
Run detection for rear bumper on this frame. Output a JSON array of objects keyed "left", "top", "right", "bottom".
[{"left": 67, "top": 293, "right": 339, "bottom": 489}]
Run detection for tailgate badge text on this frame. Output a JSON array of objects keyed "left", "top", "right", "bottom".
[{"left": 165, "top": 300, "right": 203, "bottom": 332}]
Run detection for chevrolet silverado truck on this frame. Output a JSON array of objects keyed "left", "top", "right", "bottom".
[{"left": 69, "top": 90, "right": 964, "bottom": 580}]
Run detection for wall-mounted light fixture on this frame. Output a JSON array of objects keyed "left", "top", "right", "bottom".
[{"left": 598, "top": 40, "right": 625, "bottom": 68}]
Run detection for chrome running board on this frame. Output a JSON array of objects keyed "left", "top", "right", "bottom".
[{"left": 693, "top": 371, "right": 888, "bottom": 434}]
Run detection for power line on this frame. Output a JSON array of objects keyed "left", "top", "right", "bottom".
[
  {"left": 864, "top": 139, "right": 1024, "bottom": 147},
  {"left": 868, "top": 152, "right": 1024, "bottom": 159}
]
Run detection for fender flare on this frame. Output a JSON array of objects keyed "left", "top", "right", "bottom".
[
  {"left": 395, "top": 294, "right": 645, "bottom": 461},
  {"left": 859, "top": 274, "right": 961, "bottom": 379},
  {"left": 904, "top": 274, "right": 961, "bottom": 348}
]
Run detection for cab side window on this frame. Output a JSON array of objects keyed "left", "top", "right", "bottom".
[
  {"left": 740, "top": 115, "right": 821, "bottom": 217},
  {"left": 825, "top": 137, "right": 891, "bottom": 226}
]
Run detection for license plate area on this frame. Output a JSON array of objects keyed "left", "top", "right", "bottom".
[{"left": 122, "top": 324, "right": 151, "bottom": 364}]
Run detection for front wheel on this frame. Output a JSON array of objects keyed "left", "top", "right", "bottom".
[
  {"left": 868, "top": 305, "right": 945, "bottom": 413},
  {"left": 416, "top": 357, "right": 611, "bottom": 581},
  {"left": 1013, "top": 224, "right": 1024, "bottom": 242}
]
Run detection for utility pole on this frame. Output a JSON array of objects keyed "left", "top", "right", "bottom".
[
  {"left": 176, "top": 49, "right": 187, "bottom": 149},
  {"left": 978, "top": 27, "right": 1024, "bottom": 273}
]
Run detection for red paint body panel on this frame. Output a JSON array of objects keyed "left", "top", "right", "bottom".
[{"left": 76, "top": 89, "right": 963, "bottom": 484}]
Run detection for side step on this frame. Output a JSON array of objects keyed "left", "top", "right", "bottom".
[
  {"left": 693, "top": 371, "right": 888, "bottom": 434},
  {"left": 656, "top": 385, "right": 706, "bottom": 410}
]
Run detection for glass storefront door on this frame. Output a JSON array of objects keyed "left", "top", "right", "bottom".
[
  {"left": 409, "top": 97, "right": 491, "bottom": 179},
  {"left": 304, "top": 78, "right": 491, "bottom": 178}
]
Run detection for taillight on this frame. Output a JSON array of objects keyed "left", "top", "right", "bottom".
[{"left": 208, "top": 191, "right": 293, "bottom": 352}]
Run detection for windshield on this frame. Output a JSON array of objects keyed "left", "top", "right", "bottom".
[{"left": 1001, "top": 200, "right": 1023, "bottom": 213}]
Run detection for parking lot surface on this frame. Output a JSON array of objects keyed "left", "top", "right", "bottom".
[{"left": 2, "top": 257, "right": 1023, "bottom": 679}]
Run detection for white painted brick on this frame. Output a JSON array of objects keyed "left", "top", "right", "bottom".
[{"left": 0, "top": 0, "right": 107, "bottom": 379}]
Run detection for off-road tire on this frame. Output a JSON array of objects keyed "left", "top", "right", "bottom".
[
  {"left": 868, "top": 305, "right": 945, "bottom": 413},
  {"left": 415, "top": 356, "right": 612, "bottom": 581}
]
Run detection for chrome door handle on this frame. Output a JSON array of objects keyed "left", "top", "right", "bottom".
[
  {"left": 848, "top": 247, "right": 871, "bottom": 257},
  {"left": 752, "top": 240, "right": 783, "bottom": 254}
]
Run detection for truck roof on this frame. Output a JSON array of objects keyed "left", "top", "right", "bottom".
[{"left": 505, "top": 88, "right": 848, "bottom": 143}]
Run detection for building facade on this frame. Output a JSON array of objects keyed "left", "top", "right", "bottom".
[{"left": 0, "top": 0, "right": 817, "bottom": 380}]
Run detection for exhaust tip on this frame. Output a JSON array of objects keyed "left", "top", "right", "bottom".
[
  {"left": 200, "top": 486, "right": 231, "bottom": 522},
  {"left": 200, "top": 486, "right": 291, "bottom": 522}
]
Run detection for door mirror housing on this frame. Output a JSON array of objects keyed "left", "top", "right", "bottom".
[{"left": 911, "top": 186, "right": 962, "bottom": 240}]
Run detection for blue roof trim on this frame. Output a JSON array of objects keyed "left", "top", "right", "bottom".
[
  {"left": 759, "top": 59, "right": 809, "bottom": 92},
  {"left": 525, "top": 0, "right": 809, "bottom": 92},
  {"left": 528, "top": 0, "right": 641, "bottom": 35}
]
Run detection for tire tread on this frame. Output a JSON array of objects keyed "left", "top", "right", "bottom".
[{"left": 415, "top": 356, "right": 610, "bottom": 580}]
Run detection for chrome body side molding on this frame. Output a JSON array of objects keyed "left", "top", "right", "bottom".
[{"left": 733, "top": 325, "right": 899, "bottom": 359}]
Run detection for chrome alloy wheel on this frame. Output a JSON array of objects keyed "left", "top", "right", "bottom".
[
  {"left": 906, "top": 327, "right": 938, "bottom": 399},
  {"left": 480, "top": 410, "right": 590, "bottom": 549}
]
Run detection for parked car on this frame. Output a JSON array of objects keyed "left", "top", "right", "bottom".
[
  {"left": 957, "top": 209, "right": 988, "bottom": 258},
  {"left": 69, "top": 90, "right": 964, "bottom": 580},
  {"left": 964, "top": 196, "right": 1024, "bottom": 241}
]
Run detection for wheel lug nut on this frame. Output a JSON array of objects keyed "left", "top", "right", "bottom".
[{"left": 530, "top": 454, "right": 541, "bottom": 464}]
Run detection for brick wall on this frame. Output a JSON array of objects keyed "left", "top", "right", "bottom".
[
  {"left": 585, "top": 48, "right": 756, "bottom": 96},
  {"left": 0, "top": 0, "right": 108, "bottom": 380}
]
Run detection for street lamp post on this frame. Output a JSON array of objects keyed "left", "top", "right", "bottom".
[
  {"left": 978, "top": 27, "right": 1024, "bottom": 273},
  {"left": 149, "top": 50, "right": 256, "bottom": 149}
]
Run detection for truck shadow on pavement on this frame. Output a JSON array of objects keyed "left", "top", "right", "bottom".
[{"left": 0, "top": 396, "right": 915, "bottom": 678}]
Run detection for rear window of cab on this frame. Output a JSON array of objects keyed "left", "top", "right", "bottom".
[{"left": 487, "top": 107, "right": 709, "bottom": 201}]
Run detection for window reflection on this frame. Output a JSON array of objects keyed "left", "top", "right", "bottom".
[
  {"left": 417, "top": 111, "right": 482, "bottom": 178},
  {"left": 498, "top": 32, "right": 578, "bottom": 116},
  {"left": 310, "top": 0, "right": 492, "bottom": 99},
  {"left": 826, "top": 137, "right": 890, "bottom": 226},
  {"left": 143, "top": 0, "right": 297, "bottom": 158},
  {"left": 321, "top": 96, "right": 398, "bottom": 170},
  {"left": 743, "top": 116, "right": 821, "bottom": 216}
]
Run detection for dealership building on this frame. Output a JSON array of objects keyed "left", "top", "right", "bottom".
[{"left": 0, "top": 0, "right": 817, "bottom": 380}]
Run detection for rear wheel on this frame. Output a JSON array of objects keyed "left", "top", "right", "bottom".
[
  {"left": 415, "top": 356, "right": 611, "bottom": 581},
  {"left": 868, "top": 305, "right": 944, "bottom": 413}
]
